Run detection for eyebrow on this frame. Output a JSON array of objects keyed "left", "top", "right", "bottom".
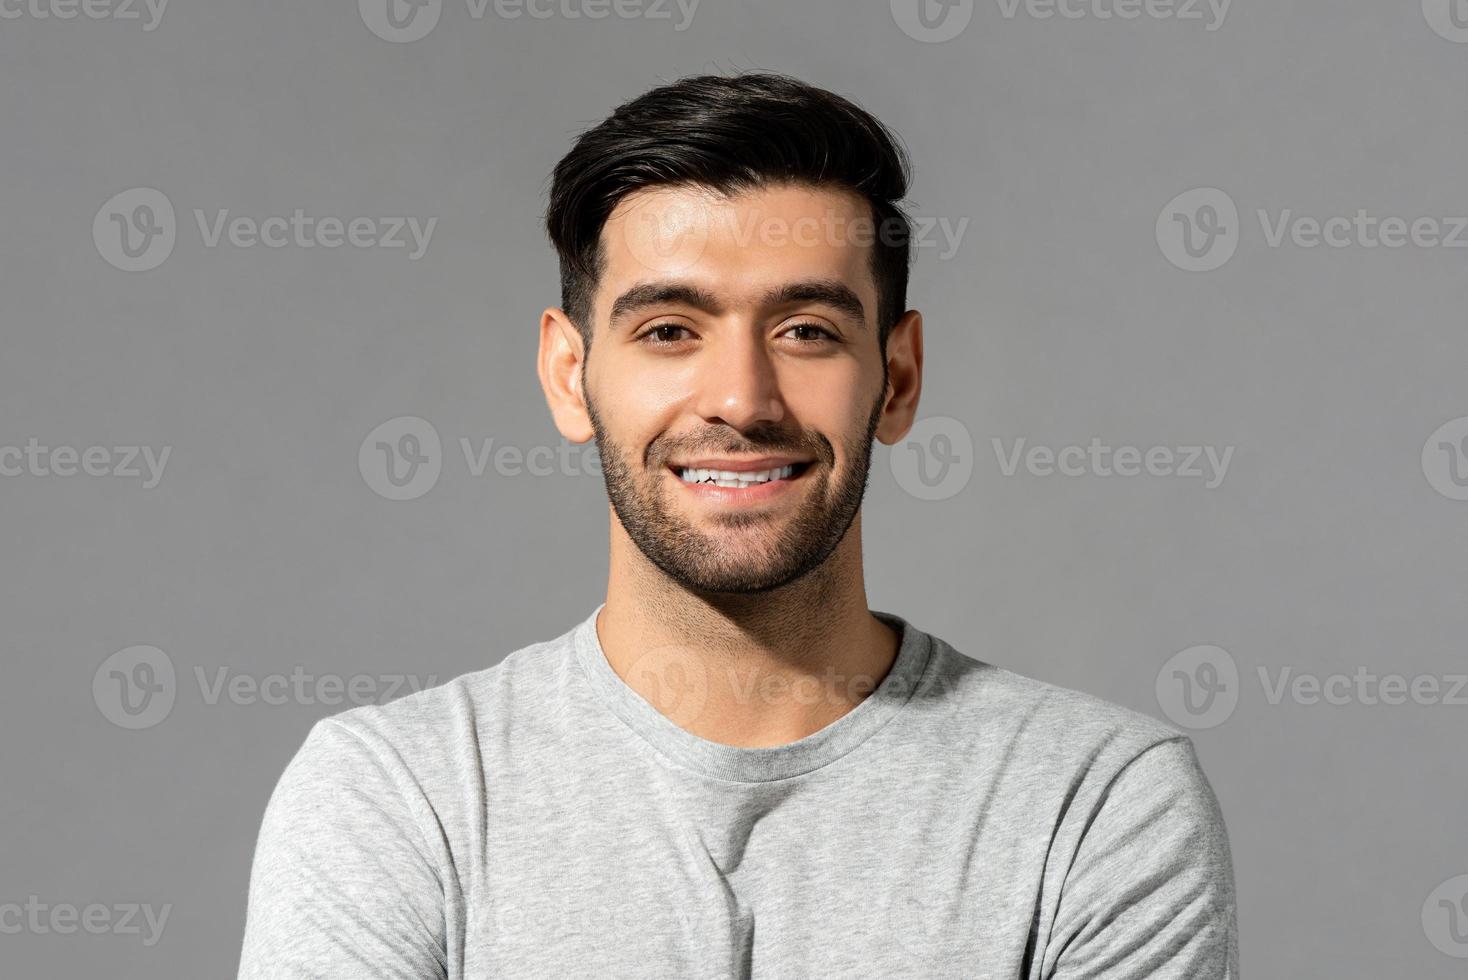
[
  {"left": 606, "top": 279, "right": 868, "bottom": 330},
  {"left": 763, "top": 280, "right": 867, "bottom": 328},
  {"left": 608, "top": 283, "right": 724, "bottom": 326}
]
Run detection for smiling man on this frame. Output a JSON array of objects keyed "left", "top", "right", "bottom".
[{"left": 238, "top": 73, "right": 1239, "bottom": 979}]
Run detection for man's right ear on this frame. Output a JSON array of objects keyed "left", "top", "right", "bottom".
[{"left": 537, "top": 307, "right": 595, "bottom": 444}]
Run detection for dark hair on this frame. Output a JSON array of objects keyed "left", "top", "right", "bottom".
[{"left": 545, "top": 72, "right": 913, "bottom": 355}]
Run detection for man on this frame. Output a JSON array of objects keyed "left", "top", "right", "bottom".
[{"left": 238, "top": 73, "right": 1238, "bottom": 979}]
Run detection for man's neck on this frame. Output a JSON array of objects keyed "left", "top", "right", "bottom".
[{"left": 597, "top": 521, "right": 901, "bottom": 749}]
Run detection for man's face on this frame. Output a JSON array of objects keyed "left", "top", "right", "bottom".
[{"left": 583, "top": 183, "right": 892, "bottom": 595}]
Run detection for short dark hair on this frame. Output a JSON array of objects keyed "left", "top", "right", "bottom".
[{"left": 545, "top": 72, "right": 913, "bottom": 355}]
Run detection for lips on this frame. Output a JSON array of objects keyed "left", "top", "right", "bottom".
[
  {"left": 671, "top": 461, "right": 811, "bottom": 488},
  {"left": 665, "top": 459, "right": 813, "bottom": 503},
  {"left": 666, "top": 455, "right": 812, "bottom": 472}
]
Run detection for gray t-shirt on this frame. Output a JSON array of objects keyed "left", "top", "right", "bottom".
[{"left": 237, "top": 605, "right": 1238, "bottom": 979}]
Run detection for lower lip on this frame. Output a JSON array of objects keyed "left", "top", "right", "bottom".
[{"left": 668, "top": 465, "right": 810, "bottom": 505}]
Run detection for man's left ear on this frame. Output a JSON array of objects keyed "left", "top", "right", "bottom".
[{"left": 875, "top": 309, "right": 924, "bottom": 446}]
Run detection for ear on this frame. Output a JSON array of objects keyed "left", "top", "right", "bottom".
[
  {"left": 875, "top": 309, "right": 924, "bottom": 446},
  {"left": 538, "top": 307, "right": 595, "bottom": 443}
]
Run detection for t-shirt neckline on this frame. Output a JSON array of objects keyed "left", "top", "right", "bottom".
[{"left": 572, "top": 603, "right": 934, "bottom": 783}]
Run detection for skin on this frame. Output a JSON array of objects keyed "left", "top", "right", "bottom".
[{"left": 538, "top": 182, "right": 923, "bottom": 748}]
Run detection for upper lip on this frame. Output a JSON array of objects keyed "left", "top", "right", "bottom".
[{"left": 668, "top": 456, "right": 811, "bottom": 473}]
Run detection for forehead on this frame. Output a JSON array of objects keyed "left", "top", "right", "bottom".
[{"left": 596, "top": 183, "right": 878, "bottom": 319}]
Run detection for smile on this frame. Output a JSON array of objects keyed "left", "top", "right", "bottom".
[
  {"left": 665, "top": 460, "right": 814, "bottom": 504},
  {"left": 672, "top": 462, "right": 810, "bottom": 488}
]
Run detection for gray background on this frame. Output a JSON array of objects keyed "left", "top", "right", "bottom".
[{"left": 3, "top": 0, "right": 1467, "bottom": 976}]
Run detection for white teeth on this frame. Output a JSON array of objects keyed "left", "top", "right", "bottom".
[{"left": 676, "top": 464, "right": 797, "bottom": 488}]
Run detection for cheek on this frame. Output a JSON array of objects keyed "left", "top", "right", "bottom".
[
  {"left": 785, "top": 372, "right": 874, "bottom": 432},
  {"left": 592, "top": 353, "right": 687, "bottom": 415},
  {"left": 593, "top": 376, "right": 687, "bottom": 460}
]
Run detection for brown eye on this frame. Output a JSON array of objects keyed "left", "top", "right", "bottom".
[
  {"left": 783, "top": 322, "right": 837, "bottom": 343},
  {"left": 638, "top": 324, "right": 692, "bottom": 344}
]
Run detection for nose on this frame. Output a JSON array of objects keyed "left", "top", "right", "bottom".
[{"left": 689, "top": 329, "right": 786, "bottom": 432}]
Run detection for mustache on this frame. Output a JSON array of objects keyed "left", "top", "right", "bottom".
[{"left": 652, "top": 434, "right": 832, "bottom": 466}]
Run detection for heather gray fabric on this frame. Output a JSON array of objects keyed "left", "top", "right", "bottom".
[{"left": 237, "top": 605, "right": 1239, "bottom": 979}]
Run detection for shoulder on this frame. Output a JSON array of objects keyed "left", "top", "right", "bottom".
[
  {"left": 276, "top": 625, "right": 582, "bottom": 797},
  {"left": 916, "top": 629, "right": 1232, "bottom": 850},
  {"left": 902, "top": 627, "right": 1228, "bottom": 832},
  {"left": 921, "top": 632, "right": 1190, "bottom": 759}
]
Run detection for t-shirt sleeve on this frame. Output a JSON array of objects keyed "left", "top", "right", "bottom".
[
  {"left": 1047, "top": 735, "right": 1239, "bottom": 979},
  {"left": 237, "top": 718, "right": 448, "bottom": 980}
]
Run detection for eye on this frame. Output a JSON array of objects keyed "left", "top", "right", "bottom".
[
  {"left": 782, "top": 322, "right": 839, "bottom": 343},
  {"left": 635, "top": 323, "right": 695, "bottom": 345}
]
